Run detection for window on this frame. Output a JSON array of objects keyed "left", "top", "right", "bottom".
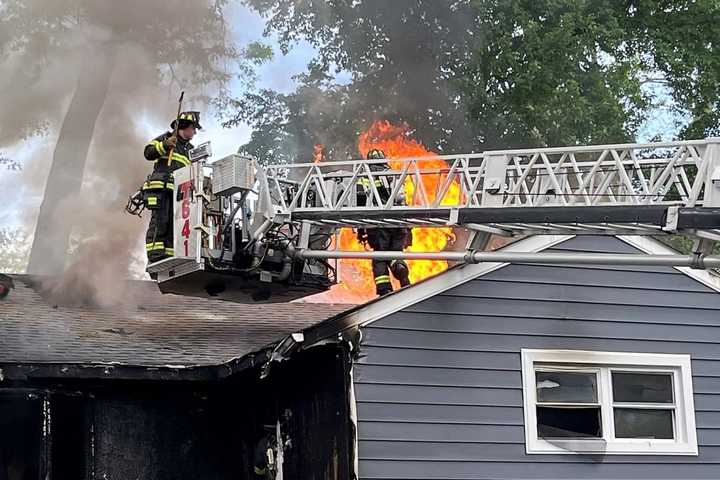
[{"left": 521, "top": 350, "right": 698, "bottom": 455}]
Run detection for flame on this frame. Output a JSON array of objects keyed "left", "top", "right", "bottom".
[
  {"left": 308, "top": 121, "right": 460, "bottom": 303},
  {"left": 313, "top": 144, "right": 324, "bottom": 163}
]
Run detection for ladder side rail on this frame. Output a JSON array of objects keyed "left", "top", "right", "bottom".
[
  {"left": 683, "top": 145, "right": 706, "bottom": 207},
  {"left": 262, "top": 139, "right": 716, "bottom": 220},
  {"left": 484, "top": 138, "right": 709, "bottom": 157},
  {"left": 702, "top": 139, "right": 720, "bottom": 208}
]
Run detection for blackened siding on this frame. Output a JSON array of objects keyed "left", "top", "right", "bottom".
[{"left": 354, "top": 236, "right": 720, "bottom": 479}]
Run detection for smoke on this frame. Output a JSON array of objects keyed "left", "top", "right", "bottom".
[
  {"left": 41, "top": 207, "right": 145, "bottom": 308},
  {"left": 0, "top": 0, "right": 246, "bottom": 307},
  {"left": 234, "top": 0, "right": 480, "bottom": 167},
  {"left": 0, "top": 32, "right": 83, "bottom": 146},
  {"left": 37, "top": 37, "right": 211, "bottom": 307}
]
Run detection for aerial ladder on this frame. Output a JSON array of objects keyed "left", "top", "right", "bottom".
[{"left": 146, "top": 138, "right": 720, "bottom": 303}]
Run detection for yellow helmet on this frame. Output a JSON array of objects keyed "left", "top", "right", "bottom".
[
  {"left": 171, "top": 111, "right": 202, "bottom": 130},
  {"left": 366, "top": 149, "right": 386, "bottom": 160}
]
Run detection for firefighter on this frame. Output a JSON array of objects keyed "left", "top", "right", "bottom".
[
  {"left": 253, "top": 432, "right": 276, "bottom": 479},
  {"left": 357, "top": 149, "right": 412, "bottom": 296},
  {"left": 142, "top": 111, "right": 201, "bottom": 262}
]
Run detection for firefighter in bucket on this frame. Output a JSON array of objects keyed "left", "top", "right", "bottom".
[
  {"left": 141, "top": 111, "right": 201, "bottom": 262},
  {"left": 356, "top": 149, "right": 413, "bottom": 296}
]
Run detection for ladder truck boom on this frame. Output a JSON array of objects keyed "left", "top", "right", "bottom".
[{"left": 147, "top": 138, "right": 720, "bottom": 303}]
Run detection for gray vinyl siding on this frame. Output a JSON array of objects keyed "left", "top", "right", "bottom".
[{"left": 354, "top": 236, "right": 720, "bottom": 479}]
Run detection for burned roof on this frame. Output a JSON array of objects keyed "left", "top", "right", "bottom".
[{"left": 0, "top": 275, "right": 352, "bottom": 373}]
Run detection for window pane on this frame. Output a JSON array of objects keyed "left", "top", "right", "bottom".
[
  {"left": 614, "top": 408, "right": 674, "bottom": 439},
  {"left": 536, "top": 371, "right": 597, "bottom": 403},
  {"left": 612, "top": 372, "right": 673, "bottom": 403},
  {"left": 537, "top": 406, "right": 602, "bottom": 438}
]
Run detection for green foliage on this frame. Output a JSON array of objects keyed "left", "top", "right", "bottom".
[
  {"left": 655, "top": 235, "right": 720, "bottom": 255},
  {"left": 245, "top": 41, "right": 275, "bottom": 65},
  {"left": 235, "top": 0, "right": 480, "bottom": 161},
  {"left": 460, "top": 0, "right": 648, "bottom": 148},
  {"left": 627, "top": 1, "right": 720, "bottom": 139},
  {"left": 236, "top": 0, "right": 720, "bottom": 163},
  {"left": 224, "top": 83, "right": 362, "bottom": 164}
]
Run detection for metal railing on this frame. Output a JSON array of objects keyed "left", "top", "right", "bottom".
[{"left": 256, "top": 138, "right": 720, "bottom": 236}]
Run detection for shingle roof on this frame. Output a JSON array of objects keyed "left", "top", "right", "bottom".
[{"left": 0, "top": 275, "right": 353, "bottom": 368}]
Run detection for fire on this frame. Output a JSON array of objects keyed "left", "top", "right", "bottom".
[
  {"left": 308, "top": 120, "right": 460, "bottom": 303},
  {"left": 313, "top": 144, "right": 324, "bottom": 163},
  {"left": 358, "top": 120, "right": 459, "bottom": 283}
]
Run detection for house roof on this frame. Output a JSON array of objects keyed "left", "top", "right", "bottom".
[
  {"left": 0, "top": 274, "right": 352, "bottom": 377},
  {"left": 3, "top": 235, "right": 718, "bottom": 381}
]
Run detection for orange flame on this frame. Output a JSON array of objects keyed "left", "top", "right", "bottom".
[
  {"left": 308, "top": 121, "right": 460, "bottom": 303},
  {"left": 313, "top": 144, "right": 324, "bottom": 163}
]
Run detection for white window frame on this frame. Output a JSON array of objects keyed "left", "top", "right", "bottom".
[{"left": 521, "top": 349, "right": 698, "bottom": 455}]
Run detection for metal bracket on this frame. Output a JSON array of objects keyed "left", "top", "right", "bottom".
[
  {"left": 663, "top": 206, "right": 680, "bottom": 232},
  {"left": 691, "top": 238, "right": 715, "bottom": 270},
  {"left": 484, "top": 178, "right": 504, "bottom": 195},
  {"left": 299, "top": 221, "right": 312, "bottom": 249},
  {"left": 463, "top": 249, "right": 478, "bottom": 264},
  {"left": 465, "top": 223, "right": 513, "bottom": 237},
  {"left": 691, "top": 253, "right": 706, "bottom": 270},
  {"left": 189, "top": 141, "right": 212, "bottom": 162},
  {"left": 193, "top": 224, "right": 211, "bottom": 237},
  {"left": 194, "top": 192, "right": 211, "bottom": 203}
]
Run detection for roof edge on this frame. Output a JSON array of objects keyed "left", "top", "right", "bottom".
[
  {"left": 0, "top": 348, "right": 273, "bottom": 383},
  {"left": 296, "top": 234, "right": 575, "bottom": 349},
  {"left": 618, "top": 235, "right": 720, "bottom": 293},
  {"left": 297, "top": 234, "right": 720, "bottom": 352}
]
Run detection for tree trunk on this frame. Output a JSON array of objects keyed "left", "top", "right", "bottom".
[{"left": 27, "top": 49, "right": 116, "bottom": 275}]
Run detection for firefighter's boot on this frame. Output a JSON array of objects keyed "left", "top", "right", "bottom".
[
  {"left": 390, "top": 259, "right": 411, "bottom": 288},
  {"left": 375, "top": 279, "right": 393, "bottom": 296},
  {"left": 373, "top": 260, "right": 394, "bottom": 296}
]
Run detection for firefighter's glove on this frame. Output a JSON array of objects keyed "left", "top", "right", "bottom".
[
  {"left": 163, "top": 135, "right": 177, "bottom": 150},
  {"left": 397, "top": 190, "right": 407, "bottom": 206}
]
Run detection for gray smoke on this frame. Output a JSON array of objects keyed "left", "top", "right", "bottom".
[{"left": 0, "top": 0, "right": 245, "bottom": 307}]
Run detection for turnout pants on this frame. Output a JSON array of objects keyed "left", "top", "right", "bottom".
[
  {"left": 145, "top": 188, "right": 174, "bottom": 262},
  {"left": 365, "top": 228, "right": 412, "bottom": 296}
]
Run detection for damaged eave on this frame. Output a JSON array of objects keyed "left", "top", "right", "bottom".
[
  {"left": 0, "top": 362, "right": 217, "bottom": 382},
  {"left": 256, "top": 313, "right": 363, "bottom": 379},
  {"left": 0, "top": 347, "right": 275, "bottom": 383}
]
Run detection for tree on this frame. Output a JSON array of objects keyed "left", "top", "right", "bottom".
[
  {"left": 230, "top": 0, "right": 480, "bottom": 164},
  {"left": 458, "top": 0, "right": 648, "bottom": 149},
  {"left": 0, "top": 0, "right": 269, "bottom": 274},
  {"left": 626, "top": 0, "right": 720, "bottom": 139},
  {"left": 236, "top": 0, "right": 720, "bottom": 162}
]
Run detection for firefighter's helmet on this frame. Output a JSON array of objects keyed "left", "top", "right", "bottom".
[
  {"left": 366, "top": 149, "right": 388, "bottom": 171},
  {"left": 366, "top": 149, "right": 386, "bottom": 160},
  {"left": 171, "top": 111, "right": 202, "bottom": 130}
]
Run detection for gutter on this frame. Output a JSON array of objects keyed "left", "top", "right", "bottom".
[{"left": 0, "top": 348, "right": 274, "bottom": 383}]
